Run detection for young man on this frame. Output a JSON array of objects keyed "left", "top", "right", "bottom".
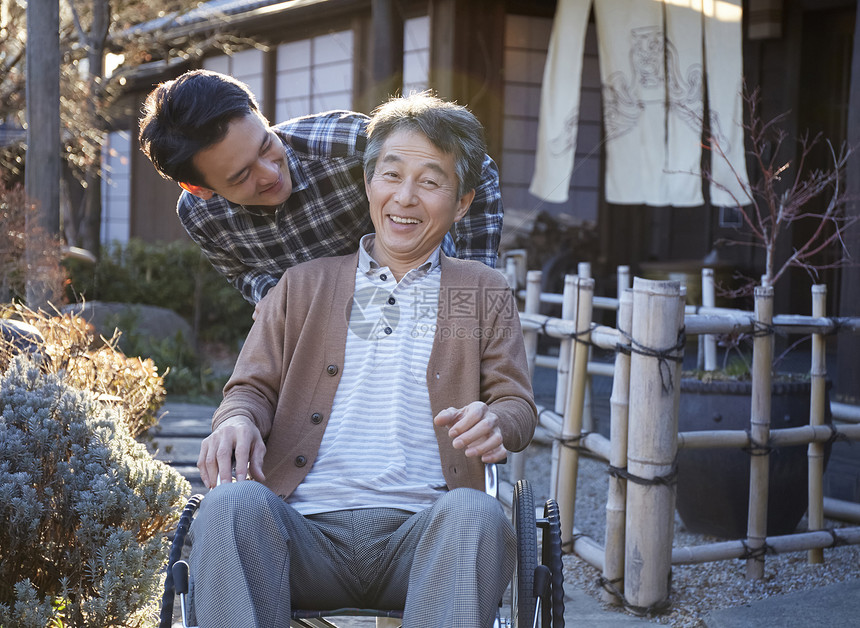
[
  {"left": 187, "top": 92, "right": 536, "bottom": 627},
  {"left": 138, "top": 69, "right": 504, "bottom": 304}
]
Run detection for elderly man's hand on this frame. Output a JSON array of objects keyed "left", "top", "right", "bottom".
[
  {"left": 434, "top": 401, "right": 507, "bottom": 463},
  {"left": 197, "top": 416, "right": 266, "bottom": 488}
]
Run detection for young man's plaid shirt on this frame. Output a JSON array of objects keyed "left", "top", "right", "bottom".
[{"left": 177, "top": 110, "right": 504, "bottom": 304}]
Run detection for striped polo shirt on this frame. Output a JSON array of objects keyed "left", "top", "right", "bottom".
[{"left": 287, "top": 235, "right": 447, "bottom": 515}]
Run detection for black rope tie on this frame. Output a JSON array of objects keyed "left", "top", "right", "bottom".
[
  {"left": 562, "top": 530, "right": 587, "bottom": 554},
  {"left": 824, "top": 316, "right": 848, "bottom": 336},
  {"left": 597, "top": 575, "right": 623, "bottom": 598},
  {"left": 826, "top": 424, "right": 851, "bottom": 447},
  {"left": 742, "top": 430, "right": 773, "bottom": 456},
  {"left": 619, "top": 327, "right": 686, "bottom": 394},
  {"left": 740, "top": 539, "right": 774, "bottom": 562},
  {"left": 608, "top": 463, "right": 678, "bottom": 487},
  {"left": 598, "top": 571, "right": 673, "bottom": 617},
  {"left": 558, "top": 432, "right": 590, "bottom": 452},
  {"left": 826, "top": 529, "right": 845, "bottom": 549},
  {"left": 751, "top": 319, "right": 776, "bottom": 338}
]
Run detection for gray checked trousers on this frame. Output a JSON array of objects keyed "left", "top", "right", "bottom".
[{"left": 187, "top": 481, "right": 516, "bottom": 627}]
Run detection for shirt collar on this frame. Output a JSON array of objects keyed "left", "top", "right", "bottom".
[{"left": 358, "top": 234, "right": 441, "bottom": 277}]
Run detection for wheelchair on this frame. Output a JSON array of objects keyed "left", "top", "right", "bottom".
[{"left": 159, "top": 465, "right": 565, "bottom": 628}]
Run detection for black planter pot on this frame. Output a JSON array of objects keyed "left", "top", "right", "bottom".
[{"left": 676, "top": 378, "right": 831, "bottom": 539}]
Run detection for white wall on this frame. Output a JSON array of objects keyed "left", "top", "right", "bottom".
[{"left": 100, "top": 130, "right": 131, "bottom": 244}]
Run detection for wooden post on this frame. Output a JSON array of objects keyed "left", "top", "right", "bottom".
[
  {"left": 624, "top": 278, "right": 684, "bottom": 610},
  {"left": 558, "top": 277, "right": 593, "bottom": 550},
  {"left": 25, "top": 0, "right": 61, "bottom": 309},
  {"left": 808, "top": 284, "right": 827, "bottom": 564},
  {"left": 511, "top": 270, "right": 541, "bottom": 483},
  {"left": 702, "top": 268, "right": 717, "bottom": 371},
  {"left": 370, "top": 0, "right": 404, "bottom": 104},
  {"left": 745, "top": 285, "right": 774, "bottom": 579},
  {"left": 602, "top": 289, "right": 633, "bottom": 604},
  {"left": 551, "top": 274, "right": 579, "bottom": 499}
]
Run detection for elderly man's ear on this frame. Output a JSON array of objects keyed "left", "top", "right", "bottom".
[
  {"left": 454, "top": 189, "right": 476, "bottom": 222},
  {"left": 179, "top": 181, "right": 215, "bottom": 200}
]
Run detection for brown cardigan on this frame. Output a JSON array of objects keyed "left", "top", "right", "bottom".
[{"left": 212, "top": 251, "right": 537, "bottom": 498}]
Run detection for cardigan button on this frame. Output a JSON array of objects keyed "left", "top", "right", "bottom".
[
  {"left": 295, "top": 455, "right": 307, "bottom": 467},
  {"left": 310, "top": 412, "right": 323, "bottom": 424},
  {"left": 326, "top": 364, "right": 338, "bottom": 376}
]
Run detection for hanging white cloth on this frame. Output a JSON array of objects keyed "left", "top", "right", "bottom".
[
  {"left": 595, "top": 0, "right": 674, "bottom": 205},
  {"left": 529, "top": 0, "right": 593, "bottom": 203},
  {"left": 704, "top": 0, "right": 749, "bottom": 207},
  {"left": 664, "top": 0, "right": 706, "bottom": 206},
  {"left": 530, "top": 0, "right": 749, "bottom": 208}
]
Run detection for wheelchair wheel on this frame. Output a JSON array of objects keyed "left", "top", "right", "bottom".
[
  {"left": 540, "top": 499, "right": 565, "bottom": 627},
  {"left": 512, "top": 479, "right": 537, "bottom": 628}
]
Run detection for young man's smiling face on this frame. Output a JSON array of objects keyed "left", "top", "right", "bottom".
[
  {"left": 185, "top": 112, "right": 293, "bottom": 209},
  {"left": 365, "top": 129, "right": 475, "bottom": 278}
]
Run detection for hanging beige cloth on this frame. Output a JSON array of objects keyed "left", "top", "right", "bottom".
[
  {"left": 529, "top": 0, "right": 592, "bottom": 203},
  {"left": 704, "top": 0, "right": 748, "bottom": 207},
  {"left": 530, "top": 0, "right": 749, "bottom": 208}
]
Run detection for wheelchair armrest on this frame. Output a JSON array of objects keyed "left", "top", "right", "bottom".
[
  {"left": 484, "top": 460, "right": 505, "bottom": 499},
  {"left": 173, "top": 560, "right": 190, "bottom": 595}
]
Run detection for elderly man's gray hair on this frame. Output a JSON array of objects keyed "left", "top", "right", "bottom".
[{"left": 363, "top": 92, "right": 487, "bottom": 198}]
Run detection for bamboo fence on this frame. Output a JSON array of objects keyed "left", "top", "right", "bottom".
[{"left": 509, "top": 266, "right": 860, "bottom": 613}]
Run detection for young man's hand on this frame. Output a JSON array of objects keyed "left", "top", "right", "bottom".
[
  {"left": 197, "top": 416, "right": 266, "bottom": 488},
  {"left": 434, "top": 401, "right": 507, "bottom": 463}
]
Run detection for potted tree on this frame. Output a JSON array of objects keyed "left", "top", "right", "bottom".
[{"left": 675, "top": 88, "right": 858, "bottom": 538}]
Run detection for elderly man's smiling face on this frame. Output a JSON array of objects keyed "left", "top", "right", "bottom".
[{"left": 365, "top": 129, "right": 475, "bottom": 278}]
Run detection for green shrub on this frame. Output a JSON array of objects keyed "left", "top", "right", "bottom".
[
  {"left": 0, "top": 357, "right": 191, "bottom": 627},
  {"left": 64, "top": 239, "right": 253, "bottom": 346}
]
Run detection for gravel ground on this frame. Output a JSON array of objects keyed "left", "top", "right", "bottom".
[{"left": 515, "top": 437, "right": 860, "bottom": 628}]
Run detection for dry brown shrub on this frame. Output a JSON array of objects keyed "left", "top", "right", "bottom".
[{"left": 0, "top": 303, "right": 166, "bottom": 437}]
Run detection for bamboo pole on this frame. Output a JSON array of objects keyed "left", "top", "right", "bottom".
[
  {"left": 746, "top": 286, "right": 774, "bottom": 579},
  {"left": 536, "top": 405, "right": 611, "bottom": 461},
  {"left": 557, "top": 277, "right": 594, "bottom": 550},
  {"left": 617, "top": 265, "right": 631, "bottom": 295},
  {"left": 511, "top": 271, "right": 542, "bottom": 484},
  {"left": 831, "top": 402, "right": 860, "bottom": 423},
  {"left": 624, "top": 278, "right": 684, "bottom": 610},
  {"left": 824, "top": 497, "right": 860, "bottom": 523},
  {"left": 602, "top": 289, "right": 633, "bottom": 604},
  {"left": 677, "top": 422, "right": 860, "bottom": 450},
  {"left": 572, "top": 528, "right": 606, "bottom": 571},
  {"left": 578, "top": 263, "right": 595, "bottom": 434},
  {"left": 504, "top": 256, "right": 518, "bottom": 293},
  {"left": 523, "top": 271, "right": 541, "bottom": 380},
  {"left": 672, "top": 526, "right": 860, "bottom": 565},
  {"left": 702, "top": 269, "right": 717, "bottom": 371},
  {"left": 808, "top": 284, "right": 827, "bottom": 564},
  {"left": 550, "top": 275, "right": 579, "bottom": 499}
]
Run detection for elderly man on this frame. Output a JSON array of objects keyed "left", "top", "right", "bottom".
[
  {"left": 187, "top": 92, "right": 536, "bottom": 628},
  {"left": 138, "top": 70, "right": 504, "bottom": 305}
]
